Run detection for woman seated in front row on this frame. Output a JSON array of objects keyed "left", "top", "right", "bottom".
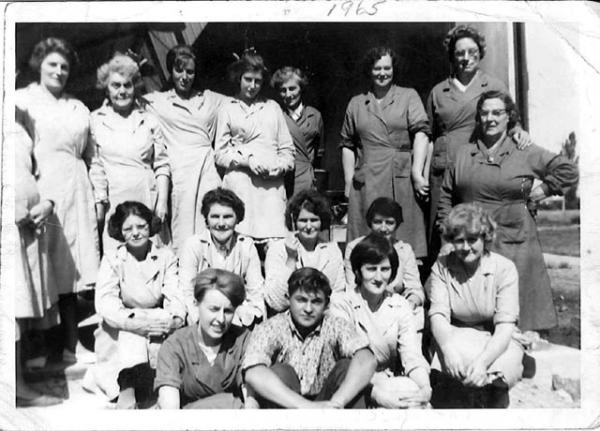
[
  {"left": 330, "top": 233, "right": 431, "bottom": 408},
  {"left": 264, "top": 189, "right": 345, "bottom": 313},
  {"left": 178, "top": 188, "right": 264, "bottom": 328},
  {"left": 155, "top": 268, "right": 250, "bottom": 409},
  {"left": 426, "top": 203, "right": 523, "bottom": 408},
  {"left": 343, "top": 197, "right": 425, "bottom": 331},
  {"left": 85, "top": 201, "right": 186, "bottom": 408}
]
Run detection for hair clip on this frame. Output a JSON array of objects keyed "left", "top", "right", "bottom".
[
  {"left": 232, "top": 52, "right": 240, "bottom": 61},
  {"left": 244, "top": 47, "right": 257, "bottom": 55}
]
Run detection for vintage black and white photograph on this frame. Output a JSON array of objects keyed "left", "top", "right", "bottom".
[{"left": 1, "top": 1, "right": 599, "bottom": 429}]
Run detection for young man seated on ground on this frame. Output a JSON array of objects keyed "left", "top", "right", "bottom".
[{"left": 242, "top": 267, "right": 377, "bottom": 408}]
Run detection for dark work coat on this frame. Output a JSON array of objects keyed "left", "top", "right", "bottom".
[
  {"left": 283, "top": 105, "right": 324, "bottom": 198},
  {"left": 437, "top": 136, "right": 578, "bottom": 331},
  {"left": 340, "top": 85, "right": 431, "bottom": 257},
  {"left": 426, "top": 72, "right": 507, "bottom": 250}
]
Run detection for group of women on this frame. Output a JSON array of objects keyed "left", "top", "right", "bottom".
[{"left": 14, "top": 24, "right": 577, "bottom": 409}]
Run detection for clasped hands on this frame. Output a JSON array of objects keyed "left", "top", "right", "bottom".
[
  {"left": 442, "top": 346, "right": 489, "bottom": 388},
  {"left": 17, "top": 200, "right": 54, "bottom": 230}
]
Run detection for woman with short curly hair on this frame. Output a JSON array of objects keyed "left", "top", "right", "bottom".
[
  {"left": 264, "top": 189, "right": 345, "bottom": 312},
  {"left": 178, "top": 188, "right": 264, "bottom": 328},
  {"left": 426, "top": 203, "right": 523, "bottom": 408},
  {"left": 424, "top": 25, "right": 533, "bottom": 263},
  {"left": 436, "top": 91, "right": 578, "bottom": 332},
  {"left": 84, "top": 201, "right": 186, "bottom": 408},
  {"left": 16, "top": 37, "right": 99, "bottom": 364},
  {"left": 89, "top": 52, "right": 170, "bottom": 254},
  {"left": 271, "top": 66, "right": 324, "bottom": 198}
]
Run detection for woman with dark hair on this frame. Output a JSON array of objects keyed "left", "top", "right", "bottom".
[
  {"left": 330, "top": 233, "right": 431, "bottom": 409},
  {"left": 271, "top": 66, "right": 324, "bottom": 198},
  {"left": 436, "top": 91, "right": 578, "bottom": 332},
  {"left": 424, "top": 25, "right": 532, "bottom": 262},
  {"left": 340, "top": 46, "right": 430, "bottom": 260},
  {"left": 16, "top": 37, "right": 99, "bottom": 364},
  {"left": 427, "top": 203, "right": 523, "bottom": 408},
  {"left": 178, "top": 188, "right": 264, "bottom": 327},
  {"left": 83, "top": 201, "right": 186, "bottom": 407},
  {"left": 264, "top": 189, "right": 345, "bottom": 312},
  {"left": 89, "top": 53, "right": 170, "bottom": 253},
  {"left": 215, "top": 49, "right": 294, "bottom": 244},
  {"left": 143, "top": 45, "right": 227, "bottom": 254},
  {"left": 344, "top": 197, "right": 423, "bottom": 308},
  {"left": 156, "top": 268, "right": 252, "bottom": 409}
]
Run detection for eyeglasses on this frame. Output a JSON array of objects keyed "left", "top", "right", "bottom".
[
  {"left": 478, "top": 109, "right": 507, "bottom": 118},
  {"left": 454, "top": 48, "right": 480, "bottom": 59}
]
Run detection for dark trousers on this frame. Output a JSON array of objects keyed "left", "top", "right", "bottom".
[{"left": 257, "top": 359, "right": 366, "bottom": 409}]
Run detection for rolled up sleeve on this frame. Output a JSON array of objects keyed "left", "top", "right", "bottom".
[
  {"left": 332, "top": 317, "right": 370, "bottom": 358},
  {"left": 493, "top": 258, "right": 520, "bottom": 325},
  {"left": 154, "top": 335, "right": 184, "bottom": 391}
]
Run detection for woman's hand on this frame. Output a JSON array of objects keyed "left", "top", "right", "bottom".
[
  {"left": 512, "top": 129, "right": 533, "bottom": 150},
  {"left": 463, "top": 358, "right": 489, "bottom": 388},
  {"left": 284, "top": 232, "right": 300, "bottom": 261},
  {"left": 441, "top": 346, "right": 466, "bottom": 381},
  {"left": 248, "top": 155, "right": 269, "bottom": 177},
  {"left": 235, "top": 304, "right": 257, "bottom": 327},
  {"left": 155, "top": 200, "right": 168, "bottom": 223},
  {"left": 412, "top": 174, "right": 430, "bottom": 200},
  {"left": 396, "top": 386, "right": 432, "bottom": 408},
  {"left": 371, "top": 385, "right": 408, "bottom": 409},
  {"left": 29, "top": 200, "right": 54, "bottom": 228}
]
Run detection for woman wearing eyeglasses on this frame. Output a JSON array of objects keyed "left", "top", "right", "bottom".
[
  {"left": 436, "top": 90, "right": 578, "bottom": 332},
  {"left": 423, "top": 25, "right": 532, "bottom": 263}
]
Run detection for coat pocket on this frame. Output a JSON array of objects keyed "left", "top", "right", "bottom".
[
  {"left": 493, "top": 203, "right": 528, "bottom": 244},
  {"left": 393, "top": 151, "right": 412, "bottom": 178}
]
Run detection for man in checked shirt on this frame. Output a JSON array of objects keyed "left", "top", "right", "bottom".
[{"left": 242, "top": 267, "right": 377, "bottom": 408}]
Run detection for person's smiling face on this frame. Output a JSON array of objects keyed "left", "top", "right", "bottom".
[
  {"left": 40, "top": 52, "right": 70, "bottom": 94},
  {"left": 479, "top": 98, "right": 509, "bottom": 140},
  {"left": 206, "top": 203, "right": 238, "bottom": 246},
  {"left": 279, "top": 76, "right": 302, "bottom": 111},
  {"left": 197, "top": 289, "right": 235, "bottom": 346},
  {"left": 358, "top": 258, "right": 392, "bottom": 298},
  {"left": 121, "top": 214, "right": 150, "bottom": 251},
  {"left": 172, "top": 58, "right": 196, "bottom": 96},
  {"left": 453, "top": 37, "right": 481, "bottom": 75},
  {"left": 369, "top": 214, "right": 398, "bottom": 241},
  {"left": 295, "top": 207, "right": 322, "bottom": 244},
  {"left": 371, "top": 54, "right": 393, "bottom": 90}
]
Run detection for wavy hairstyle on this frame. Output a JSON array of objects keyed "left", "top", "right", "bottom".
[
  {"left": 441, "top": 202, "right": 497, "bottom": 252},
  {"left": 285, "top": 189, "right": 332, "bottom": 232},
  {"left": 227, "top": 48, "right": 269, "bottom": 88},
  {"left": 270, "top": 66, "right": 309, "bottom": 90},
  {"left": 361, "top": 46, "right": 400, "bottom": 82},
  {"left": 201, "top": 187, "right": 245, "bottom": 223},
  {"left": 443, "top": 25, "right": 487, "bottom": 63},
  {"left": 107, "top": 201, "right": 161, "bottom": 242},
  {"left": 474, "top": 90, "right": 520, "bottom": 138},
  {"left": 287, "top": 267, "right": 332, "bottom": 303},
  {"left": 28, "top": 37, "right": 78, "bottom": 74},
  {"left": 96, "top": 53, "right": 142, "bottom": 93}
]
